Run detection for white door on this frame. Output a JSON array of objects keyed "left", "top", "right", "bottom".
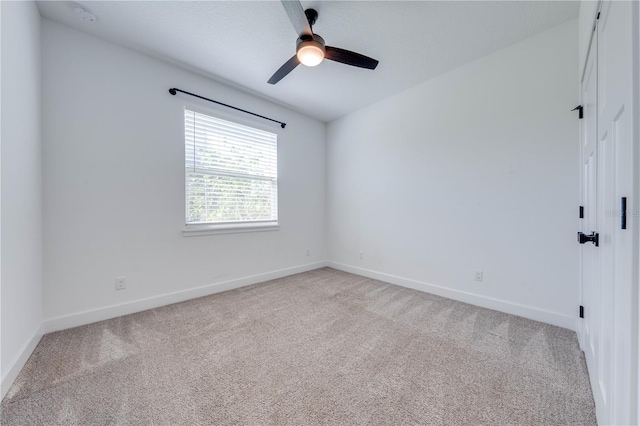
[
  {"left": 580, "top": 1, "right": 636, "bottom": 424},
  {"left": 580, "top": 22, "right": 604, "bottom": 420},
  {"left": 597, "top": 2, "right": 635, "bottom": 423}
]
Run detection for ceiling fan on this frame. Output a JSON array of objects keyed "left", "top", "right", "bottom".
[{"left": 268, "top": 0, "right": 379, "bottom": 85}]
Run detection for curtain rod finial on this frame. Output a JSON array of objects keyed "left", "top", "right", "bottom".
[{"left": 169, "top": 88, "right": 177, "bottom": 95}]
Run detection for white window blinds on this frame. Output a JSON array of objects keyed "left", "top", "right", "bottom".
[{"left": 185, "top": 109, "right": 278, "bottom": 225}]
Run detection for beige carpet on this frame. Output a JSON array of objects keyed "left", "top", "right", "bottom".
[{"left": 2, "top": 267, "right": 595, "bottom": 425}]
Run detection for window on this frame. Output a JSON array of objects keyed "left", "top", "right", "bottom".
[{"left": 184, "top": 109, "right": 278, "bottom": 234}]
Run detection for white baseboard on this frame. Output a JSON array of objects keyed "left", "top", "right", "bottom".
[
  {"left": 1, "top": 324, "right": 44, "bottom": 399},
  {"left": 327, "top": 262, "right": 578, "bottom": 331},
  {"left": 43, "top": 261, "right": 328, "bottom": 334}
]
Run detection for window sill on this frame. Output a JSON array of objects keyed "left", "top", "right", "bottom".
[{"left": 182, "top": 222, "right": 280, "bottom": 237}]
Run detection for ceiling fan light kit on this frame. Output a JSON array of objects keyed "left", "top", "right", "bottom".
[
  {"left": 296, "top": 35, "right": 325, "bottom": 67},
  {"left": 268, "top": 2, "right": 379, "bottom": 84}
]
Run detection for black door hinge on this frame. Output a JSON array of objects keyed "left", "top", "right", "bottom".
[
  {"left": 621, "top": 197, "right": 627, "bottom": 229},
  {"left": 580, "top": 305, "right": 584, "bottom": 318},
  {"left": 597, "top": 12, "right": 600, "bottom": 20},
  {"left": 579, "top": 206, "right": 584, "bottom": 218},
  {"left": 572, "top": 105, "right": 584, "bottom": 119}
]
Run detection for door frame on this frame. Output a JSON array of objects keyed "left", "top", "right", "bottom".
[{"left": 634, "top": 0, "right": 640, "bottom": 422}]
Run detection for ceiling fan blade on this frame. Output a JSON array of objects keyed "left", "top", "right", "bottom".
[
  {"left": 325, "top": 46, "right": 379, "bottom": 70},
  {"left": 268, "top": 55, "right": 300, "bottom": 84},
  {"left": 281, "top": 0, "right": 312, "bottom": 37}
]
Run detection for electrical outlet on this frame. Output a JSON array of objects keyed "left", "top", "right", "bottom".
[
  {"left": 474, "top": 270, "right": 484, "bottom": 282},
  {"left": 359, "top": 251, "right": 364, "bottom": 260},
  {"left": 115, "top": 277, "right": 127, "bottom": 290},
  {"left": 306, "top": 249, "right": 310, "bottom": 257}
]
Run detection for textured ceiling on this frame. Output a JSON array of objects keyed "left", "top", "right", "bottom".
[{"left": 36, "top": 1, "right": 579, "bottom": 122}]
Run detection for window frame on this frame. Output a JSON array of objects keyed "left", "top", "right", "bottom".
[{"left": 181, "top": 103, "right": 280, "bottom": 237}]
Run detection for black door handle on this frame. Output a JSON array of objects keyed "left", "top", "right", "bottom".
[{"left": 577, "top": 231, "right": 599, "bottom": 247}]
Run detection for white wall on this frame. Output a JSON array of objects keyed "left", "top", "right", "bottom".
[
  {"left": 41, "top": 19, "right": 326, "bottom": 326},
  {"left": 327, "top": 19, "right": 580, "bottom": 330},
  {"left": 1, "top": 1, "right": 44, "bottom": 394}
]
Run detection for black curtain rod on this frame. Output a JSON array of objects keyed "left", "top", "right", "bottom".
[{"left": 169, "top": 88, "right": 286, "bottom": 129}]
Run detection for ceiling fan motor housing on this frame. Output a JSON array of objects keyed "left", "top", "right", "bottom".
[{"left": 296, "top": 34, "right": 326, "bottom": 53}]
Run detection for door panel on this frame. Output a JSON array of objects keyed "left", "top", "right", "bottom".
[{"left": 597, "top": 124, "right": 614, "bottom": 411}]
